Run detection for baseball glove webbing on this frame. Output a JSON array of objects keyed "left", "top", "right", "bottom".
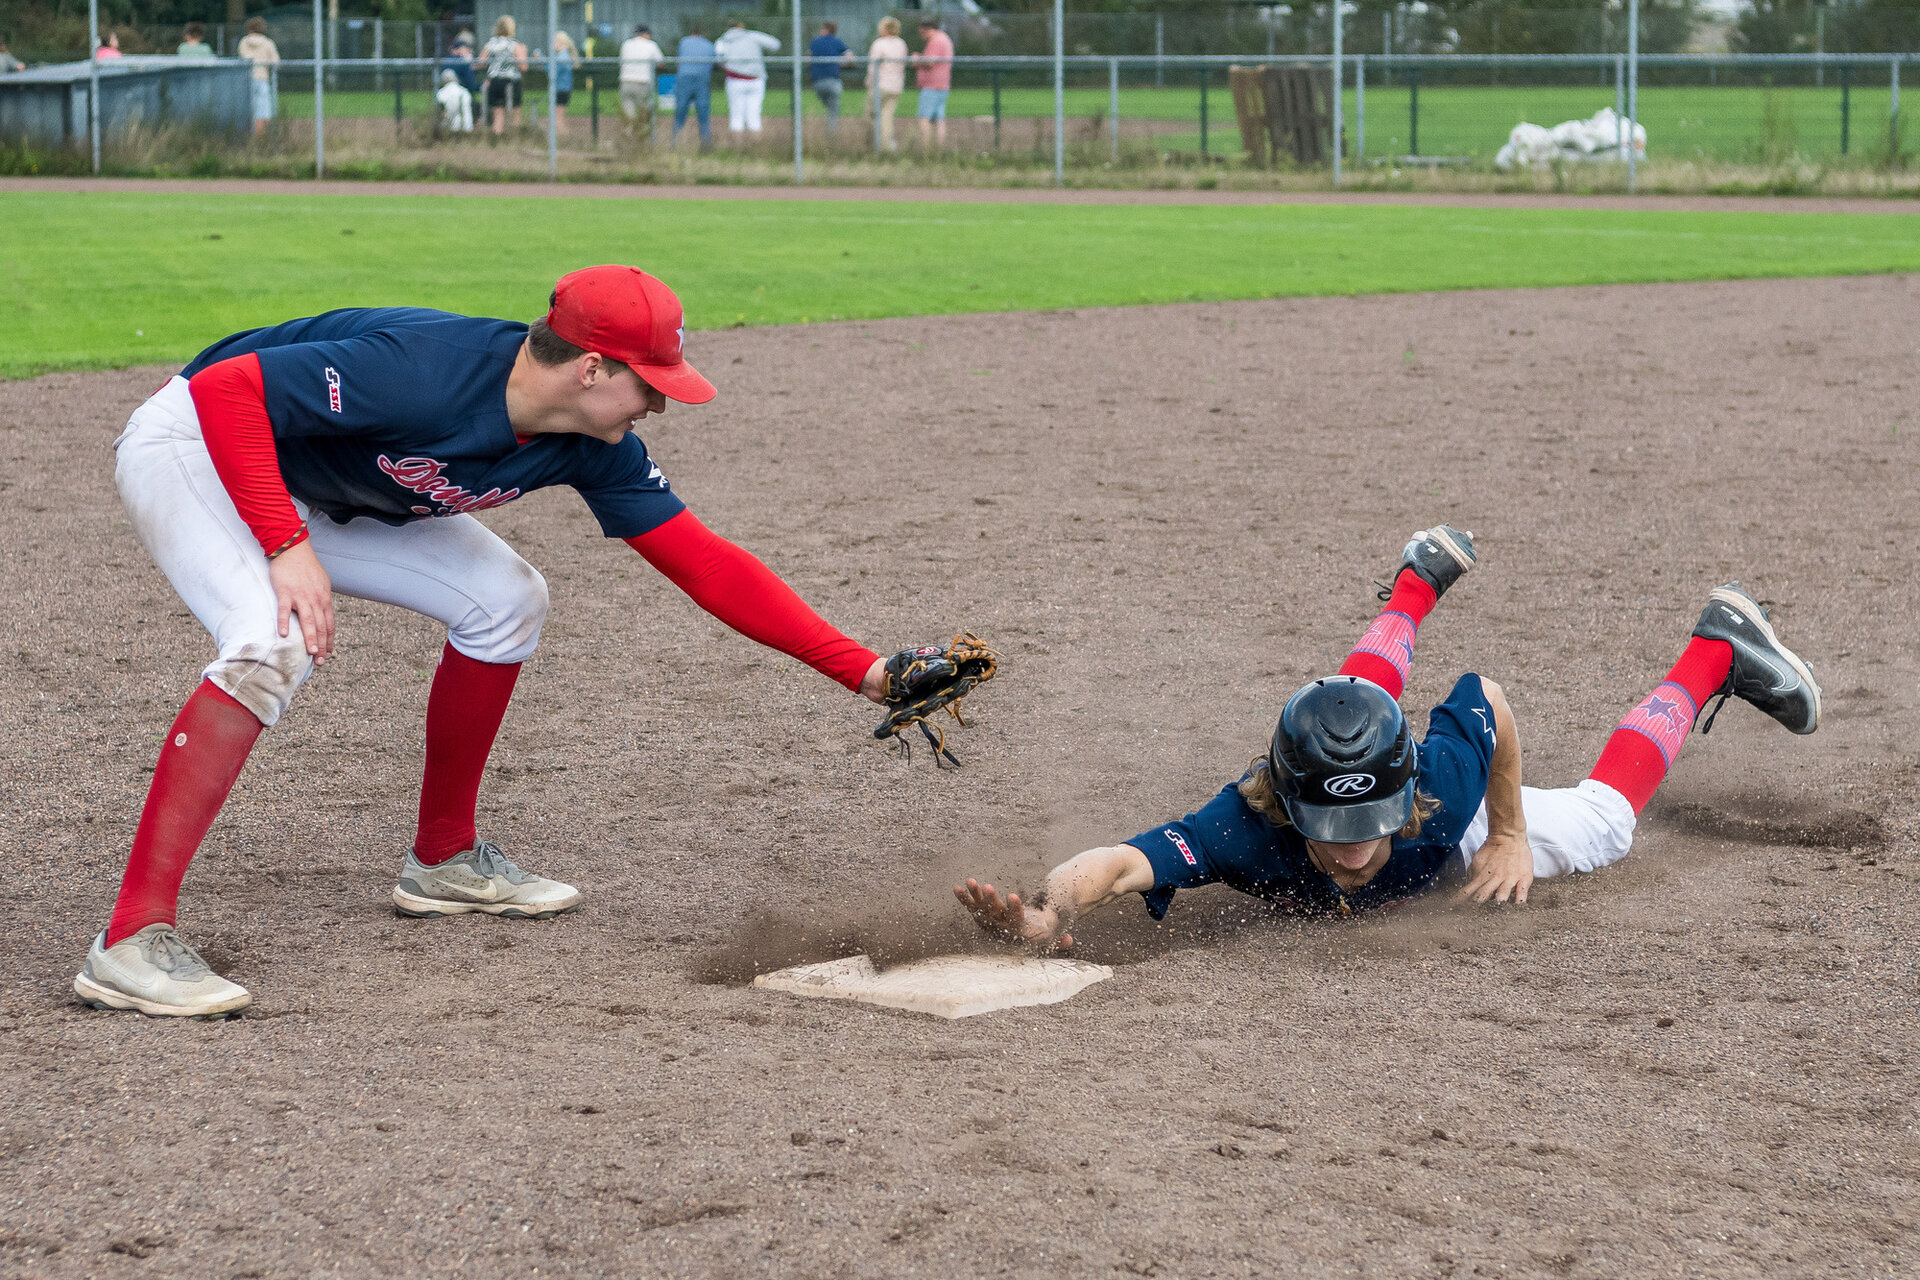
[{"left": 872, "top": 632, "right": 1000, "bottom": 768}]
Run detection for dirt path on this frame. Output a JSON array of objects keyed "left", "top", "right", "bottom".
[
  {"left": 2, "top": 276, "right": 1916, "bottom": 1279},
  {"left": 6, "top": 174, "right": 1920, "bottom": 213}
]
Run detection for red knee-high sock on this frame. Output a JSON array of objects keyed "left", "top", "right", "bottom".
[
  {"left": 414, "top": 642, "right": 522, "bottom": 864},
  {"left": 1586, "top": 637, "right": 1735, "bottom": 814},
  {"left": 106, "top": 681, "right": 265, "bottom": 946},
  {"left": 1337, "top": 568, "right": 1438, "bottom": 701}
]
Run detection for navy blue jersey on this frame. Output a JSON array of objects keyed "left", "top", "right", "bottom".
[
  {"left": 181, "top": 308, "right": 686, "bottom": 538},
  {"left": 1128, "top": 673, "right": 1497, "bottom": 917}
]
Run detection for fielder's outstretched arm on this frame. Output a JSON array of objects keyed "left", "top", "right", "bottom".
[
  {"left": 626, "top": 510, "right": 888, "bottom": 700},
  {"left": 956, "top": 845, "right": 1154, "bottom": 952}
]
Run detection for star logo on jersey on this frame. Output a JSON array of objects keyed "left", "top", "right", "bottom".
[
  {"left": 1166, "top": 831, "right": 1197, "bottom": 866},
  {"left": 1643, "top": 694, "right": 1683, "bottom": 724},
  {"left": 324, "top": 366, "right": 342, "bottom": 414},
  {"left": 1473, "top": 706, "right": 1493, "bottom": 735}
]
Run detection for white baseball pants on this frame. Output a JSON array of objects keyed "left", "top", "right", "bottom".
[
  {"left": 725, "top": 75, "right": 765, "bottom": 131},
  {"left": 1456, "top": 779, "right": 1637, "bottom": 879},
  {"left": 114, "top": 377, "right": 549, "bottom": 727}
]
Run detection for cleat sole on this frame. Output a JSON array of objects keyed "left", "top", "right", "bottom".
[
  {"left": 392, "top": 887, "right": 580, "bottom": 919},
  {"left": 73, "top": 971, "right": 252, "bottom": 1019},
  {"left": 1705, "top": 586, "right": 1822, "bottom": 733}
]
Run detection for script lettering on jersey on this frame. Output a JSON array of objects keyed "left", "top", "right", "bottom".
[
  {"left": 377, "top": 455, "right": 522, "bottom": 516},
  {"left": 324, "top": 366, "right": 342, "bottom": 414}
]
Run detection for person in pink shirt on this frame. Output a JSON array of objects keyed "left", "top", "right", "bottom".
[
  {"left": 913, "top": 17, "right": 953, "bottom": 149},
  {"left": 95, "top": 32, "right": 124, "bottom": 59}
]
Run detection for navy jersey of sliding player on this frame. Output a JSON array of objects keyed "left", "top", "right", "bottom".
[
  {"left": 182, "top": 308, "right": 684, "bottom": 538},
  {"left": 1130, "top": 674, "right": 1498, "bottom": 916}
]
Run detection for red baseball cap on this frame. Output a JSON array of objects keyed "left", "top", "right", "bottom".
[{"left": 545, "top": 265, "right": 716, "bottom": 405}]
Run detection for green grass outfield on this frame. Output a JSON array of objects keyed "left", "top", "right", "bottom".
[
  {"left": 285, "top": 82, "right": 1902, "bottom": 164},
  {"left": 4, "top": 190, "right": 1918, "bottom": 378}
]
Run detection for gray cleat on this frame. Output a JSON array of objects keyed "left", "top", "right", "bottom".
[
  {"left": 73, "top": 924, "right": 252, "bottom": 1018},
  {"left": 1381, "top": 524, "right": 1478, "bottom": 602},
  {"left": 1691, "top": 583, "right": 1821, "bottom": 735},
  {"left": 393, "top": 840, "right": 582, "bottom": 919}
]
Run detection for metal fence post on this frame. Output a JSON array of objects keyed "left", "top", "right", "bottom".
[
  {"left": 87, "top": 0, "right": 100, "bottom": 174},
  {"left": 1053, "top": 0, "right": 1064, "bottom": 185},
  {"left": 1108, "top": 57, "right": 1119, "bottom": 162},
  {"left": 590, "top": 75, "right": 599, "bottom": 144},
  {"left": 992, "top": 64, "right": 1002, "bottom": 150},
  {"left": 394, "top": 64, "right": 403, "bottom": 138},
  {"left": 1408, "top": 63, "right": 1418, "bottom": 157},
  {"left": 1627, "top": 0, "right": 1638, "bottom": 191},
  {"left": 1355, "top": 52, "right": 1365, "bottom": 161},
  {"left": 792, "top": 0, "right": 803, "bottom": 184},
  {"left": 314, "top": 0, "right": 325, "bottom": 178},
  {"left": 1155, "top": 14, "right": 1163, "bottom": 88},
  {"left": 1893, "top": 58, "right": 1902, "bottom": 165},
  {"left": 1200, "top": 63, "right": 1209, "bottom": 156},
  {"left": 373, "top": 18, "right": 382, "bottom": 90},
  {"left": 1840, "top": 62, "right": 1851, "bottom": 156},
  {"left": 1331, "top": 0, "right": 1342, "bottom": 185},
  {"left": 546, "top": 0, "right": 559, "bottom": 177}
]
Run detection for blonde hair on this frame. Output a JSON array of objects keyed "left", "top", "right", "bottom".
[
  {"left": 878, "top": 17, "right": 900, "bottom": 36},
  {"left": 494, "top": 15, "right": 515, "bottom": 37},
  {"left": 1238, "top": 756, "right": 1438, "bottom": 841},
  {"left": 553, "top": 30, "right": 575, "bottom": 51}
]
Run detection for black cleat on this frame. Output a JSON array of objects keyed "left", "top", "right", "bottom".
[
  {"left": 1380, "top": 525, "right": 1478, "bottom": 602},
  {"left": 1691, "top": 583, "right": 1821, "bottom": 735}
]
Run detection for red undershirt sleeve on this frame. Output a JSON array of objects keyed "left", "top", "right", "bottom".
[
  {"left": 626, "top": 510, "right": 880, "bottom": 693},
  {"left": 187, "top": 353, "right": 306, "bottom": 557}
]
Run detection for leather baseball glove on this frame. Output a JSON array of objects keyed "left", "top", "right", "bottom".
[{"left": 872, "top": 632, "right": 1000, "bottom": 768}]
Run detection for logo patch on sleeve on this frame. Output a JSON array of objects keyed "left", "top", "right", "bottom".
[
  {"left": 324, "top": 367, "right": 343, "bottom": 413},
  {"left": 1166, "top": 831, "right": 1197, "bottom": 866}
]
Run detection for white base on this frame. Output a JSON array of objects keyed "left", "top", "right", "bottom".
[{"left": 752, "top": 953, "right": 1112, "bottom": 1019}]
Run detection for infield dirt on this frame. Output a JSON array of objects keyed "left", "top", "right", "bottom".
[{"left": 2, "top": 276, "right": 1916, "bottom": 1279}]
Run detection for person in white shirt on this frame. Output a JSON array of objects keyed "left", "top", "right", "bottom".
[
  {"left": 713, "top": 19, "right": 780, "bottom": 136},
  {"left": 618, "top": 24, "right": 664, "bottom": 136},
  {"left": 436, "top": 67, "right": 474, "bottom": 132},
  {"left": 865, "top": 17, "right": 908, "bottom": 152}
]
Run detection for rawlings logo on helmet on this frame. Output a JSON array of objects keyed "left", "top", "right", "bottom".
[{"left": 1324, "top": 773, "right": 1377, "bottom": 797}]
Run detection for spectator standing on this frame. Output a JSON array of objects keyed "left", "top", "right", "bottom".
[
  {"left": 618, "top": 24, "right": 664, "bottom": 137},
  {"left": 437, "top": 67, "right": 474, "bottom": 132},
  {"left": 476, "top": 16, "right": 528, "bottom": 136},
  {"left": 236, "top": 17, "right": 280, "bottom": 136},
  {"left": 865, "top": 18, "right": 907, "bottom": 152},
  {"left": 177, "top": 22, "right": 215, "bottom": 57},
  {"left": 95, "top": 32, "right": 124, "bottom": 60},
  {"left": 672, "top": 27, "right": 716, "bottom": 150},
  {"left": 714, "top": 19, "right": 779, "bottom": 138},
  {"left": 913, "top": 17, "right": 953, "bottom": 149},
  {"left": 550, "top": 30, "right": 577, "bottom": 128},
  {"left": 808, "top": 21, "right": 853, "bottom": 137},
  {"left": 0, "top": 39, "right": 26, "bottom": 74}
]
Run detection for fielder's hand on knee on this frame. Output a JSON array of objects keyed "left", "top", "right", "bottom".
[{"left": 269, "top": 540, "right": 335, "bottom": 665}]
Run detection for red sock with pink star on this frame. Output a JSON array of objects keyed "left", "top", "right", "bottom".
[
  {"left": 1586, "top": 637, "right": 1735, "bottom": 814},
  {"left": 1337, "top": 569, "right": 1438, "bottom": 701}
]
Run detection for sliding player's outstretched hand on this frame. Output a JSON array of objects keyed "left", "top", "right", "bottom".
[
  {"left": 1454, "top": 830, "right": 1534, "bottom": 905},
  {"left": 954, "top": 878, "right": 1072, "bottom": 951}
]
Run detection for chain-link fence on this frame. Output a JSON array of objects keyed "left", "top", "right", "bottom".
[{"left": 5, "top": 43, "right": 1914, "bottom": 183}]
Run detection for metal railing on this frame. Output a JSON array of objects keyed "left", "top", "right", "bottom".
[{"left": 56, "top": 48, "right": 1916, "bottom": 187}]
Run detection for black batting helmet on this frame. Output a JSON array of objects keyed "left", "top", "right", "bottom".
[{"left": 1269, "top": 676, "right": 1420, "bottom": 844}]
